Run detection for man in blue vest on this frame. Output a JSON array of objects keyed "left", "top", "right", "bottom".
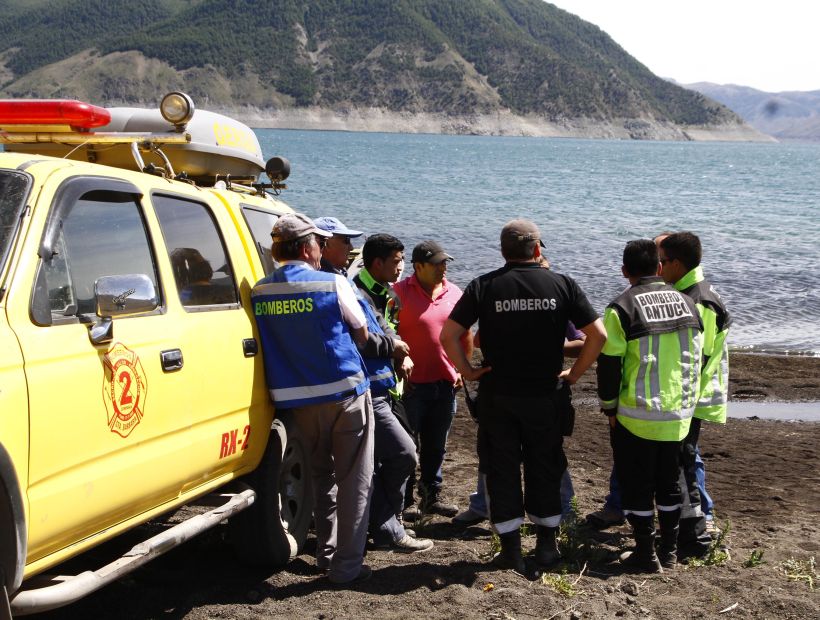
[{"left": 251, "top": 212, "right": 374, "bottom": 584}]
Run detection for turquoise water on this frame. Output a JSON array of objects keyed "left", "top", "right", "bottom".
[{"left": 255, "top": 130, "right": 820, "bottom": 355}]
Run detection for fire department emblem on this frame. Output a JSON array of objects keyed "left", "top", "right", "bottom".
[{"left": 102, "top": 343, "right": 147, "bottom": 438}]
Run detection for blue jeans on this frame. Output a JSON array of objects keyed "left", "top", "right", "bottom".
[
  {"left": 369, "top": 395, "right": 416, "bottom": 543},
  {"left": 403, "top": 380, "right": 457, "bottom": 504},
  {"left": 469, "top": 469, "right": 576, "bottom": 518},
  {"left": 695, "top": 449, "right": 714, "bottom": 517}
]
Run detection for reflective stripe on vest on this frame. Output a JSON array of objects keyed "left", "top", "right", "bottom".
[
  {"left": 618, "top": 402, "right": 695, "bottom": 422},
  {"left": 369, "top": 368, "right": 395, "bottom": 383},
  {"left": 357, "top": 295, "right": 397, "bottom": 395},
  {"left": 270, "top": 370, "right": 367, "bottom": 403},
  {"left": 616, "top": 327, "right": 701, "bottom": 442},
  {"left": 254, "top": 281, "right": 336, "bottom": 294},
  {"left": 616, "top": 403, "right": 694, "bottom": 442},
  {"left": 252, "top": 264, "right": 368, "bottom": 408},
  {"left": 695, "top": 336, "right": 729, "bottom": 422}
]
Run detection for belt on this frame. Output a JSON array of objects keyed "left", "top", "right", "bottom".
[{"left": 338, "top": 387, "right": 361, "bottom": 400}]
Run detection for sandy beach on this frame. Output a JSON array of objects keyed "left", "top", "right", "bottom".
[{"left": 31, "top": 352, "right": 819, "bottom": 619}]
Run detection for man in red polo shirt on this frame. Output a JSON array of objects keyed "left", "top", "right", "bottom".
[{"left": 393, "top": 240, "right": 472, "bottom": 519}]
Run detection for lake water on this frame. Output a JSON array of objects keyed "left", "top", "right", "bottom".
[
  {"left": 255, "top": 130, "right": 820, "bottom": 356},
  {"left": 727, "top": 401, "right": 820, "bottom": 422}
]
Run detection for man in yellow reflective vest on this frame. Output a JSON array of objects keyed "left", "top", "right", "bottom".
[
  {"left": 659, "top": 231, "right": 732, "bottom": 559},
  {"left": 597, "top": 239, "right": 703, "bottom": 572}
]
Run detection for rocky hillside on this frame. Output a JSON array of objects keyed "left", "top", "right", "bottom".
[
  {"left": 0, "top": 0, "right": 764, "bottom": 140},
  {"left": 684, "top": 82, "right": 820, "bottom": 141}
]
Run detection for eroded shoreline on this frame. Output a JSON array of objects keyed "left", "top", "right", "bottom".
[{"left": 222, "top": 106, "right": 775, "bottom": 142}]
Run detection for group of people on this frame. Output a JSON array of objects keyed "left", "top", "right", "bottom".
[{"left": 250, "top": 212, "right": 730, "bottom": 584}]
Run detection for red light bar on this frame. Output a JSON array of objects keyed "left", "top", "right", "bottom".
[{"left": 0, "top": 99, "right": 111, "bottom": 129}]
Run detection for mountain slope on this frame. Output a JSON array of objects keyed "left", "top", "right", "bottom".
[
  {"left": 0, "top": 0, "right": 760, "bottom": 139},
  {"left": 684, "top": 82, "right": 820, "bottom": 141}
]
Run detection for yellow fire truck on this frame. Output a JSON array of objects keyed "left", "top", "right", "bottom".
[{"left": 0, "top": 93, "right": 312, "bottom": 616}]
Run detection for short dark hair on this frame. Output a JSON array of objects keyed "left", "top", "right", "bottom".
[
  {"left": 362, "top": 234, "right": 404, "bottom": 268},
  {"left": 501, "top": 237, "right": 539, "bottom": 261},
  {"left": 660, "top": 232, "right": 702, "bottom": 270},
  {"left": 273, "top": 233, "right": 314, "bottom": 262},
  {"left": 623, "top": 239, "right": 659, "bottom": 278}
]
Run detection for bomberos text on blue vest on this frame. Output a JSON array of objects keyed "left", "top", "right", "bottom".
[{"left": 255, "top": 298, "right": 315, "bottom": 316}]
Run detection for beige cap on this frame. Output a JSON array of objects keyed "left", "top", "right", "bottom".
[
  {"left": 271, "top": 213, "right": 333, "bottom": 242},
  {"left": 500, "top": 219, "right": 545, "bottom": 248}
]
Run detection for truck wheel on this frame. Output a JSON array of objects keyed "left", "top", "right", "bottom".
[
  {"left": 231, "top": 413, "right": 313, "bottom": 567},
  {"left": 0, "top": 446, "right": 25, "bottom": 595}
]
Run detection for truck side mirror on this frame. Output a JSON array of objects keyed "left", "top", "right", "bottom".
[{"left": 89, "top": 274, "right": 158, "bottom": 344}]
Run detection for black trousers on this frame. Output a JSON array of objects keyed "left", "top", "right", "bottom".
[
  {"left": 613, "top": 420, "right": 682, "bottom": 515},
  {"left": 477, "top": 387, "right": 566, "bottom": 531},
  {"left": 679, "top": 417, "right": 708, "bottom": 544}
]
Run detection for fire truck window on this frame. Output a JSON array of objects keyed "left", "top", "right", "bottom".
[
  {"left": 41, "top": 190, "right": 158, "bottom": 318},
  {"left": 153, "top": 194, "right": 239, "bottom": 308},
  {"left": 240, "top": 206, "right": 280, "bottom": 275},
  {"left": 0, "top": 171, "right": 29, "bottom": 277}
]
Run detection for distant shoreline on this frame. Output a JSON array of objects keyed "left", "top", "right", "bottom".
[{"left": 219, "top": 106, "right": 775, "bottom": 143}]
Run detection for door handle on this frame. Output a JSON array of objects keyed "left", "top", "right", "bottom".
[
  {"left": 160, "top": 348, "right": 183, "bottom": 372},
  {"left": 243, "top": 338, "right": 258, "bottom": 357}
]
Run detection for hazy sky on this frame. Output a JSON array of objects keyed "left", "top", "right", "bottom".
[{"left": 549, "top": 1, "right": 819, "bottom": 92}]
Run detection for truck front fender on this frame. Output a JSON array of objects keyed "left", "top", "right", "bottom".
[{"left": 0, "top": 443, "right": 26, "bottom": 594}]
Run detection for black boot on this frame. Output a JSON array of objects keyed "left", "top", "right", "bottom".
[
  {"left": 621, "top": 515, "right": 663, "bottom": 573},
  {"left": 657, "top": 509, "right": 681, "bottom": 569},
  {"left": 494, "top": 530, "right": 526, "bottom": 574},
  {"left": 534, "top": 526, "right": 561, "bottom": 567},
  {"left": 677, "top": 516, "right": 712, "bottom": 561}
]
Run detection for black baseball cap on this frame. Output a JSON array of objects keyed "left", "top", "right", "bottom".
[{"left": 411, "top": 240, "right": 454, "bottom": 264}]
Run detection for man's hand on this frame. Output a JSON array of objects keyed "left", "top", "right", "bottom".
[
  {"left": 397, "top": 355, "right": 414, "bottom": 381},
  {"left": 559, "top": 318, "right": 607, "bottom": 385},
  {"left": 558, "top": 368, "right": 578, "bottom": 384},
  {"left": 601, "top": 408, "right": 617, "bottom": 429},
  {"left": 392, "top": 338, "right": 410, "bottom": 360},
  {"left": 460, "top": 365, "right": 492, "bottom": 382}
]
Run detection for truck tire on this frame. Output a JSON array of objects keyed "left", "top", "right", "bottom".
[
  {"left": 230, "top": 413, "right": 313, "bottom": 566},
  {"left": 0, "top": 445, "right": 25, "bottom": 594}
]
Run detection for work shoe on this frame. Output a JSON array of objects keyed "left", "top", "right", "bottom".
[
  {"left": 657, "top": 528, "right": 678, "bottom": 569},
  {"left": 391, "top": 534, "right": 434, "bottom": 553},
  {"left": 425, "top": 499, "right": 458, "bottom": 518},
  {"left": 534, "top": 526, "right": 561, "bottom": 568},
  {"left": 452, "top": 507, "right": 487, "bottom": 526},
  {"left": 620, "top": 548, "right": 663, "bottom": 573},
  {"left": 677, "top": 538, "right": 712, "bottom": 562},
  {"left": 402, "top": 505, "right": 421, "bottom": 523},
  {"left": 657, "top": 529, "right": 679, "bottom": 570},
  {"left": 705, "top": 518, "right": 721, "bottom": 538},
  {"left": 329, "top": 564, "right": 372, "bottom": 585},
  {"left": 493, "top": 531, "right": 526, "bottom": 575},
  {"left": 585, "top": 506, "right": 625, "bottom": 529},
  {"left": 620, "top": 533, "right": 663, "bottom": 574},
  {"left": 656, "top": 510, "right": 680, "bottom": 570}
]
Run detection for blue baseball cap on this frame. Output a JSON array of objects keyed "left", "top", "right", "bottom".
[{"left": 313, "top": 216, "right": 363, "bottom": 238}]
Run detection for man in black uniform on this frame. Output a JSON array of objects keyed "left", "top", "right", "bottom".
[{"left": 440, "top": 219, "right": 606, "bottom": 574}]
